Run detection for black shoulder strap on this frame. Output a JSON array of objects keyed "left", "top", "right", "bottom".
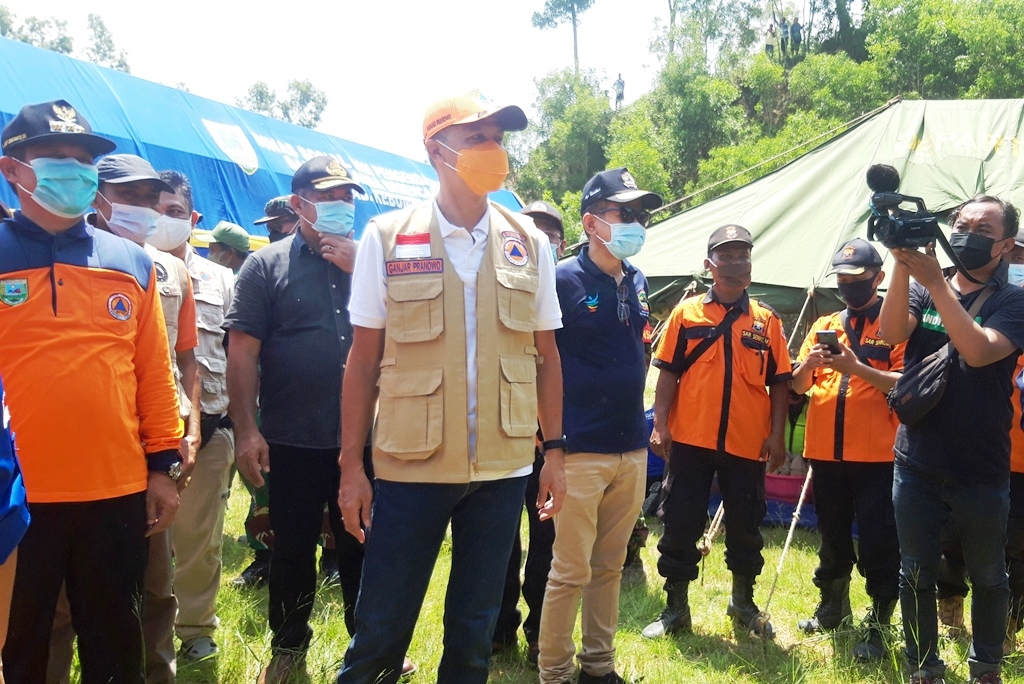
[
  {"left": 942, "top": 285, "right": 995, "bottom": 358},
  {"left": 839, "top": 309, "right": 863, "bottom": 359},
  {"left": 679, "top": 306, "right": 743, "bottom": 374}
]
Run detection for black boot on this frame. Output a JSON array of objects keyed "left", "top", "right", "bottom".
[
  {"left": 232, "top": 549, "right": 271, "bottom": 588},
  {"left": 852, "top": 599, "right": 896, "bottom": 662},
  {"left": 641, "top": 581, "right": 691, "bottom": 638},
  {"left": 726, "top": 574, "right": 774, "bottom": 639},
  {"left": 797, "top": 577, "right": 852, "bottom": 633}
]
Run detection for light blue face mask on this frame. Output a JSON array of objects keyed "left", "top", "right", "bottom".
[
  {"left": 550, "top": 244, "right": 560, "bottom": 264},
  {"left": 595, "top": 218, "right": 646, "bottom": 260},
  {"left": 1009, "top": 263, "right": 1024, "bottom": 287},
  {"left": 17, "top": 157, "right": 98, "bottom": 219},
  {"left": 301, "top": 196, "right": 356, "bottom": 235}
]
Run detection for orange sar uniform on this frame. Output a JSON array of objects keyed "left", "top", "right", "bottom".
[
  {"left": 1005, "top": 357, "right": 1024, "bottom": 621},
  {"left": 651, "top": 290, "right": 791, "bottom": 583},
  {"left": 796, "top": 300, "right": 904, "bottom": 604}
]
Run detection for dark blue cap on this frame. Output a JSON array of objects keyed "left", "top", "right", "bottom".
[
  {"left": 580, "top": 167, "right": 662, "bottom": 217},
  {"left": 2, "top": 99, "right": 115, "bottom": 158}
]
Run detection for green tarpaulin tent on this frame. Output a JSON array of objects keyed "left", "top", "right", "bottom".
[{"left": 633, "top": 98, "right": 1024, "bottom": 328}]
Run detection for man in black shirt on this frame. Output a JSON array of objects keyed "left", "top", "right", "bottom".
[
  {"left": 880, "top": 195, "right": 1024, "bottom": 684},
  {"left": 225, "top": 156, "right": 368, "bottom": 684}
]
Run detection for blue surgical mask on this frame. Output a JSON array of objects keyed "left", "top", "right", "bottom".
[
  {"left": 17, "top": 157, "right": 98, "bottom": 219},
  {"left": 550, "top": 244, "right": 560, "bottom": 264},
  {"left": 1009, "top": 263, "right": 1024, "bottom": 287},
  {"left": 595, "top": 218, "right": 646, "bottom": 260},
  {"left": 301, "top": 196, "right": 356, "bottom": 235}
]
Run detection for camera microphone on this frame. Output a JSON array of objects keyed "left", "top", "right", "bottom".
[{"left": 866, "top": 164, "right": 901, "bottom": 193}]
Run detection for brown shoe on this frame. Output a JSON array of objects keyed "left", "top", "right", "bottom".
[
  {"left": 258, "top": 652, "right": 305, "bottom": 684},
  {"left": 938, "top": 596, "right": 964, "bottom": 628}
]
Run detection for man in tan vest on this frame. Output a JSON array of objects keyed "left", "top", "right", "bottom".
[{"left": 336, "top": 90, "right": 566, "bottom": 684}]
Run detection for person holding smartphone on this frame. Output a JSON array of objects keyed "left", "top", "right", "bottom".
[{"left": 792, "top": 238, "right": 905, "bottom": 659}]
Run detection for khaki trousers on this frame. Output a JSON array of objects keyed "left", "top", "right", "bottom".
[
  {"left": 172, "top": 428, "right": 234, "bottom": 640},
  {"left": 538, "top": 449, "right": 646, "bottom": 684},
  {"left": 0, "top": 548, "right": 15, "bottom": 684},
  {"left": 47, "top": 534, "right": 176, "bottom": 684}
]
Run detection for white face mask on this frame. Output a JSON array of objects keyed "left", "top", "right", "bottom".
[
  {"left": 101, "top": 194, "right": 160, "bottom": 245},
  {"left": 148, "top": 215, "right": 193, "bottom": 251}
]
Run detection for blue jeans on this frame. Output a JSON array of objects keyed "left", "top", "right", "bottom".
[
  {"left": 893, "top": 458, "right": 1009, "bottom": 678},
  {"left": 336, "top": 475, "right": 528, "bottom": 684}
]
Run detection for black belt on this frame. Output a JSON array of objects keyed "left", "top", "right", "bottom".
[{"left": 199, "top": 412, "right": 233, "bottom": 449}]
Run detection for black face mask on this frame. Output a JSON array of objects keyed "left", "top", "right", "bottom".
[
  {"left": 715, "top": 261, "right": 752, "bottom": 282},
  {"left": 268, "top": 230, "right": 288, "bottom": 243},
  {"left": 950, "top": 231, "right": 997, "bottom": 271},
  {"left": 837, "top": 278, "right": 875, "bottom": 309}
]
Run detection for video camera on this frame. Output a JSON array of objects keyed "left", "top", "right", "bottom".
[
  {"left": 865, "top": 164, "right": 982, "bottom": 283},
  {"left": 865, "top": 164, "right": 940, "bottom": 249}
]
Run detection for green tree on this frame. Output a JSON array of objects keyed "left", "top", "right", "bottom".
[
  {"left": 16, "top": 16, "right": 72, "bottom": 54},
  {"left": 236, "top": 80, "right": 328, "bottom": 129},
  {"left": 236, "top": 82, "right": 279, "bottom": 118},
  {"left": 280, "top": 80, "right": 328, "bottom": 129},
  {"left": 84, "top": 14, "right": 129, "bottom": 73},
  {"left": 605, "top": 100, "right": 671, "bottom": 200},
  {"left": 788, "top": 52, "right": 886, "bottom": 121},
  {"left": 514, "top": 68, "right": 611, "bottom": 202},
  {"left": 532, "top": 0, "right": 596, "bottom": 72}
]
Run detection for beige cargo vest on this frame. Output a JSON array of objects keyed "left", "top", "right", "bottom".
[
  {"left": 185, "top": 249, "right": 232, "bottom": 416},
  {"left": 146, "top": 244, "right": 192, "bottom": 420},
  {"left": 373, "top": 201, "right": 544, "bottom": 483}
]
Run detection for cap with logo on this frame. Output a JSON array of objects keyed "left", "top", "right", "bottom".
[
  {"left": 707, "top": 224, "right": 754, "bottom": 254},
  {"left": 422, "top": 90, "right": 528, "bottom": 141},
  {"left": 96, "top": 154, "right": 173, "bottom": 193},
  {"left": 206, "top": 221, "right": 251, "bottom": 253},
  {"left": 291, "top": 156, "right": 366, "bottom": 194},
  {"left": 254, "top": 195, "right": 298, "bottom": 225},
  {"left": 580, "top": 167, "right": 663, "bottom": 217},
  {"left": 520, "top": 200, "right": 564, "bottom": 237},
  {"left": 829, "top": 237, "right": 883, "bottom": 275},
  {"left": 2, "top": 99, "right": 116, "bottom": 158}
]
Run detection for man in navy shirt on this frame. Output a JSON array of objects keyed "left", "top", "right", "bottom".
[
  {"left": 537, "top": 168, "right": 662, "bottom": 684},
  {"left": 880, "top": 195, "right": 1024, "bottom": 684}
]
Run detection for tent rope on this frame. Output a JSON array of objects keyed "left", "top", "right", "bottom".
[{"left": 652, "top": 97, "right": 903, "bottom": 219}]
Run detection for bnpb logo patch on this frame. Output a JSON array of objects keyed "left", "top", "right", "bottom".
[
  {"left": 107, "top": 294, "right": 133, "bottom": 321},
  {"left": 503, "top": 238, "right": 529, "bottom": 267}
]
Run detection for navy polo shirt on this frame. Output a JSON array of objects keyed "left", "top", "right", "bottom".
[
  {"left": 224, "top": 231, "right": 353, "bottom": 450},
  {"left": 555, "top": 245, "right": 650, "bottom": 454},
  {"left": 895, "top": 261, "right": 1024, "bottom": 483}
]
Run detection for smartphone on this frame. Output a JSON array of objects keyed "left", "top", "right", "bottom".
[{"left": 815, "top": 330, "right": 841, "bottom": 355}]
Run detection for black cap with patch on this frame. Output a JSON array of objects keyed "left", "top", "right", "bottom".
[
  {"left": 96, "top": 154, "right": 174, "bottom": 192},
  {"left": 580, "top": 167, "right": 663, "bottom": 217},
  {"left": 520, "top": 200, "right": 564, "bottom": 237},
  {"left": 707, "top": 224, "right": 754, "bottom": 254},
  {"left": 2, "top": 99, "right": 116, "bottom": 158},
  {"left": 829, "top": 237, "right": 883, "bottom": 275},
  {"left": 291, "top": 156, "right": 366, "bottom": 194}
]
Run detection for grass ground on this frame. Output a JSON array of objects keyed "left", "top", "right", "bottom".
[{"left": 153, "top": 496, "right": 1024, "bottom": 684}]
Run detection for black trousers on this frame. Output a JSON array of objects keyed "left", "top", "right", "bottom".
[
  {"left": 657, "top": 443, "right": 766, "bottom": 583},
  {"left": 268, "top": 443, "right": 369, "bottom": 653},
  {"left": 810, "top": 459, "right": 900, "bottom": 602},
  {"left": 938, "top": 471, "right": 1024, "bottom": 612},
  {"left": 493, "top": 451, "right": 556, "bottom": 644},
  {"left": 3, "top": 492, "right": 148, "bottom": 684}
]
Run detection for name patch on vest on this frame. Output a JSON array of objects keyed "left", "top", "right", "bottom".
[
  {"left": 386, "top": 259, "right": 444, "bottom": 276},
  {"left": 395, "top": 232, "right": 431, "bottom": 259}
]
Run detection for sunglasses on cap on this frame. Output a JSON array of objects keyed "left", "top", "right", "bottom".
[{"left": 590, "top": 206, "right": 651, "bottom": 228}]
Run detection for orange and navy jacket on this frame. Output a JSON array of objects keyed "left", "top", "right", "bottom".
[
  {"left": 653, "top": 290, "right": 792, "bottom": 460},
  {"left": 1012, "top": 355, "right": 1024, "bottom": 474},
  {"left": 0, "top": 213, "right": 182, "bottom": 503},
  {"left": 797, "top": 300, "right": 904, "bottom": 463}
]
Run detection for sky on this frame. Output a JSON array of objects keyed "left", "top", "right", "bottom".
[{"left": 3, "top": 0, "right": 673, "bottom": 161}]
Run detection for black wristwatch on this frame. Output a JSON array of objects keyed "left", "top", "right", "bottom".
[{"left": 541, "top": 436, "right": 567, "bottom": 452}]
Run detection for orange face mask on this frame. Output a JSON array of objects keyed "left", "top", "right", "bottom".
[{"left": 437, "top": 140, "right": 509, "bottom": 196}]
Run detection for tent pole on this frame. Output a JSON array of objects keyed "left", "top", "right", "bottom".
[{"left": 788, "top": 284, "right": 814, "bottom": 355}]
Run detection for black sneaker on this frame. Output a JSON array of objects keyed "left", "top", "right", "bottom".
[
  {"left": 320, "top": 550, "right": 341, "bottom": 586},
  {"left": 232, "top": 553, "right": 271, "bottom": 588}
]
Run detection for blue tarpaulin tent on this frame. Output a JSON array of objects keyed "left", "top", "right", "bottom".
[{"left": 0, "top": 37, "right": 520, "bottom": 237}]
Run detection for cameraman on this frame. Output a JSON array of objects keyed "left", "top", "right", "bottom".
[{"left": 880, "top": 196, "right": 1024, "bottom": 684}]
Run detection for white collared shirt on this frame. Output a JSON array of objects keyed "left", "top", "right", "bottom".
[{"left": 349, "top": 200, "right": 562, "bottom": 480}]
